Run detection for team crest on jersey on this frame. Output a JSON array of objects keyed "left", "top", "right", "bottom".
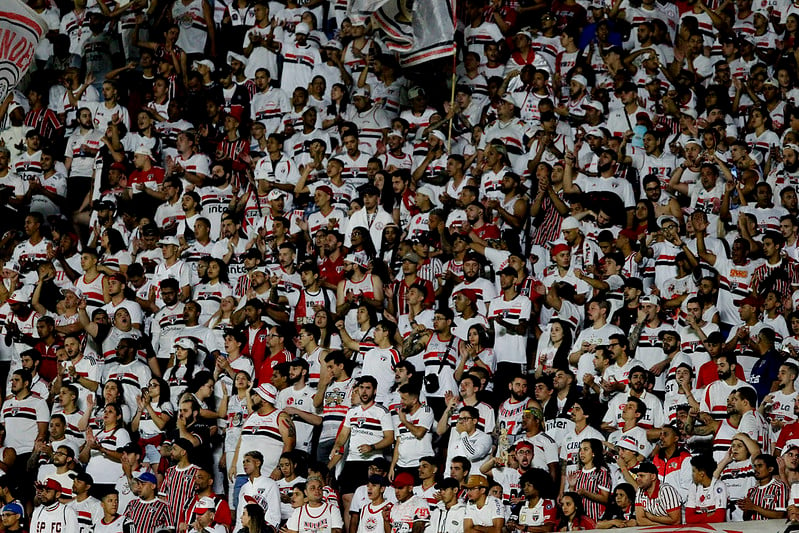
[{"left": 357, "top": 417, "right": 366, "bottom": 427}]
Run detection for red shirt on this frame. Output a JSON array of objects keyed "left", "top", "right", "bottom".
[
  {"left": 320, "top": 255, "right": 345, "bottom": 287},
  {"left": 34, "top": 340, "right": 62, "bottom": 382},
  {"left": 695, "top": 360, "right": 747, "bottom": 389},
  {"left": 257, "top": 349, "right": 293, "bottom": 385},
  {"left": 128, "top": 167, "right": 165, "bottom": 189}
]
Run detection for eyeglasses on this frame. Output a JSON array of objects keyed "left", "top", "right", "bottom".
[{"left": 52, "top": 451, "right": 67, "bottom": 456}]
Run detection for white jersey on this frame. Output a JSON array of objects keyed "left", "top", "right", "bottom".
[
  {"left": 357, "top": 500, "right": 392, "bottom": 533},
  {"left": 31, "top": 502, "right": 79, "bottom": 533},
  {"left": 286, "top": 502, "right": 344, "bottom": 533}
]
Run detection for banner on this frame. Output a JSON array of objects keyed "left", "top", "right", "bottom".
[
  {"left": 583, "top": 519, "right": 787, "bottom": 533},
  {"left": 349, "top": 0, "right": 456, "bottom": 67},
  {"left": 0, "top": 0, "right": 47, "bottom": 103}
]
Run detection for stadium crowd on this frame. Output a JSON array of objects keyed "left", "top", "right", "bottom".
[{"left": 6, "top": 0, "right": 799, "bottom": 531}]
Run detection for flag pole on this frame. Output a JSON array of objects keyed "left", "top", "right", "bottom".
[{"left": 446, "top": 0, "right": 457, "bottom": 154}]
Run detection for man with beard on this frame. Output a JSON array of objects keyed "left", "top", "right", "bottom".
[
  {"left": 336, "top": 250, "right": 385, "bottom": 335},
  {"left": 480, "top": 441, "right": 534, "bottom": 510},
  {"left": 634, "top": 462, "right": 682, "bottom": 525},
  {"left": 31, "top": 479, "right": 79, "bottom": 533},
  {"left": 603, "top": 366, "right": 666, "bottom": 434},
  {"left": 412, "top": 130, "right": 449, "bottom": 186},
  {"left": 642, "top": 174, "right": 684, "bottom": 221},
  {"left": 564, "top": 148, "right": 635, "bottom": 228},
  {"left": 231, "top": 384, "right": 294, "bottom": 496},
  {"left": 281, "top": 358, "right": 321, "bottom": 454},
  {"left": 346, "top": 184, "right": 394, "bottom": 253},
  {"left": 768, "top": 145, "right": 799, "bottom": 197},
  {"left": 451, "top": 253, "right": 497, "bottom": 316},
  {"left": 57, "top": 333, "right": 100, "bottom": 409},
  {"left": 698, "top": 354, "right": 755, "bottom": 420},
  {"left": 102, "top": 338, "right": 152, "bottom": 407},
  {"left": 329, "top": 376, "right": 394, "bottom": 522},
  {"left": 180, "top": 465, "right": 232, "bottom": 530},
  {"left": 36, "top": 444, "right": 78, "bottom": 499}
]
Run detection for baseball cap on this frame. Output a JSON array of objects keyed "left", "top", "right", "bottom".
[
  {"left": 1, "top": 503, "right": 23, "bottom": 516},
  {"left": 736, "top": 296, "right": 763, "bottom": 308},
  {"left": 391, "top": 473, "right": 415, "bottom": 488},
  {"left": 617, "top": 435, "right": 644, "bottom": 455},
  {"left": 294, "top": 22, "right": 310, "bottom": 35},
  {"left": 639, "top": 294, "right": 660, "bottom": 306},
  {"left": 6, "top": 287, "right": 32, "bottom": 304},
  {"left": 192, "top": 59, "right": 215, "bottom": 72},
  {"left": 193, "top": 496, "right": 216, "bottom": 513},
  {"left": 69, "top": 472, "right": 94, "bottom": 485},
  {"left": 41, "top": 478, "right": 62, "bottom": 492},
  {"left": 408, "top": 87, "right": 426, "bottom": 100},
  {"left": 175, "top": 338, "right": 196, "bottom": 351},
  {"left": 402, "top": 252, "right": 420, "bottom": 264},
  {"left": 158, "top": 236, "right": 180, "bottom": 247},
  {"left": 582, "top": 100, "right": 603, "bottom": 112},
  {"left": 136, "top": 472, "right": 158, "bottom": 485},
  {"left": 344, "top": 252, "right": 370, "bottom": 268},
  {"left": 60, "top": 286, "right": 84, "bottom": 299},
  {"left": 456, "top": 289, "right": 479, "bottom": 303},
  {"left": 255, "top": 383, "right": 277, "bottom": 404},
  {"left": 118, "top": 442, "right": 141, "bottom": 455},
  {"left": 550, "top": 242, "right": 570, "bottom": 256},
  {"left": 657, "top": 215, "right": 678, "bottom": 228},
  {"left": 352, "top": 87, "right": 371, "bottom": 98}
]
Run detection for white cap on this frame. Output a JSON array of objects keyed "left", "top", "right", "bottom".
[
  {"left": 294, "top": 22, "right": 310, "bottom": 35},
  {"left": 192, "top": 59, "right": 215, "bottom": 72},
  {"left": 158, "top": 236, "right": 180, "bottom": 247}
]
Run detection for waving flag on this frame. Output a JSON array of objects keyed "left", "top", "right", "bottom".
[
  {"left": 0, "top": 1, "right": 47, "bottom": 103},
  {"left": 349, "top": 0, "right": 456, "bottom": 67}
]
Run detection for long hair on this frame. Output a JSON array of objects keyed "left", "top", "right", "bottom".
[
  {"left": 558, "top": 491, "right": 590, "bottom": 529},
  {"left": 243, "top": 502, "right": 271, "bottom": 533},
  {"left": 149, "top": 377, "right": 172, "bottom": 408},
  {"left": 201, "top": 257, "right": 230, "bottom": 284},
  {"left": 549, "top": 319, "right": 573, "bottom": 371},
  {"left": 579, "top": 438, "right": 609, "bottom": 471},
  {"left": 103, "top": 228, "right": 127, "bottom": 254}
]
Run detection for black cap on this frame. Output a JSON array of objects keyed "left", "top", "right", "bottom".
[
  {"left": 634, "top": 461, "right": 659, "bottom": 475},
  {"left": 118, "top": 442, "right": 141, "bottom": 455},
  {"left": 69, "top": 471, "right": 94, "bottom": 485}
]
